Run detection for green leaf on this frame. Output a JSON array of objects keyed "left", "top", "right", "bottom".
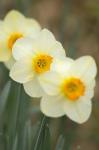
[
  {"left": 32, "top": 115, "right": 51, "bottom": 150},
  {"left": 16, "top": 120, "right": 33, "bottom": 150},
  {"left": 16, "top": 122, "right": 29, "bottom": 150},
  {"left": 27, "top": 121, "right": 40, "bottom": 150},
  {"left": 63, "top": 123, "right": 77, "bottom": 150},
  {"left": 55, "top": 135, "right": 65, "bottom": 150},
  {"left": 16, "top": 120, "right": 40, "bottom": 150},
  {"left": 38, "top": 123, "right": 51, "bottom": 150},
  {"left": 0, "top": 80, "right": 11, "bottom": 116},
  {"left": 0, "top": 80, "right": 31, "bottom": 150},
  {"left": 12, "top": 135, "right": 18, "bottom": 150},
  {"left": 5, "top": 83, "right": 22, "bottom": 150},
  {"left": 0, "top": 132, "right": 9, "bottom": 150}
]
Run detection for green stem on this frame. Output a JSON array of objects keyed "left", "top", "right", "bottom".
[
  {"left": 7, "top": 83, "right": 22, "bottom": 150},
  {"left": 33, "top": 115, "right": 48, "bottom": 150}
]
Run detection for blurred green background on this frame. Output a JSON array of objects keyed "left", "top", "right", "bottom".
[{"left": 0, "top": 0, "right": 99, "bottom": 150}]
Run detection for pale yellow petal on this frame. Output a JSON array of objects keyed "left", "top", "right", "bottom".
[
  {"left": 10, "top": 57, "right": 34, "bottom": 83},
  {"left": 70, "top": 56, "right": 97, "bottom": 81},
  {"left": 41, "top": 94, "right": 65, "bottom": 117},
  {"left": 34, "top": 29, "right": 56, "bottom": 51},
  {"left": 48, "top": 41, "right": 66, "bottom": 59},
  {"left": 24, "top": 78, "right": 44, "bottom": 98},
  {"left": 4, "top": 56, "right": 15, "bottom": 70},
  {"left": 0, "top": 41, "right": 11, "bottom": 61},
  {"left": 63, "top": 97, "right": 92, "bottom": 124},
  {"left": 12, "top": 37, "right": 35, "bottom": 60},
  {"left": 51, "top": 57, "right": 74, "bottom": 76},
  {"left": 38, "top": 71, "right": 61, "bottom": 96},
  {"left": 21, "top": 18, "right": 41, "bottom": 38},
  {"left": 4, "top": 10, "right": 25, "bottom": 31}
]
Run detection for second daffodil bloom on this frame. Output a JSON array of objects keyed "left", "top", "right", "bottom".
[
  {"left": 10, "top": 29, "right": 66, "bottom": 98},
  {"left": 0, "top": 10, "right": 41, "bottom": 69},
  {"left": 39, "top": 56, "right": 97, "bottom": 124}
]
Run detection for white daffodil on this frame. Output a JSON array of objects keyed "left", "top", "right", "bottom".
[
  {"left": 40, "top": 56, "right": 97, "bottom": 124},
  {"left": 0, "top": 10, "right": 41, "bottom": 69},
  {"left": 10, "top": 29, "right": 66, "bottom": 98}
]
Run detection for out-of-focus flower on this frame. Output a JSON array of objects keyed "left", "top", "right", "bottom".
[
  {"left": 10, "top": 29, "right": 66, "bottom": 98},
  {"left": 40, "top": 56, "right": 97, "bottom": 124},
  {"left": 0, "top": 10, "right": 41, "bottom": 69}
]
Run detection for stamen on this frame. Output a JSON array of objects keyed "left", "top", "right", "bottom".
[
  {"left": 61, "top": 77, "right": 85, "bottom": 101},
  {"left": 33, "top": 54, "right": 53, "bottom": 74}
]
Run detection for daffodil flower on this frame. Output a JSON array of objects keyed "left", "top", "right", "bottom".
[
  {"left": 0, "top": 10, "right": 41, "bottom": 69},
  {"left": 10, "top": 29, "right": 66, "bottom": 98},
  {"left": 40, "top": 56, "right": 97, "bottom": 124}
]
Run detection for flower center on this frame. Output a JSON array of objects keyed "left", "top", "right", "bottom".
[
  {"left": 61, "top": 77, "right": 85, "bottom": 101},
  {"left": 33, "top": 54, "right": 53, "bottom": 74},
  {"left": 8, "top": 33, "right": 23, "bottom": 50}
]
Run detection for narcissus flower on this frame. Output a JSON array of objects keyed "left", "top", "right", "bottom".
[
  {"left": 40, "top": 56, "right": 97, "bottom": 124},
  {"left": 0, "top": 10, "right": 41, "bottom": 69},
  {"left": 10, "top": 29, "right": 66, "bottom": 98}
]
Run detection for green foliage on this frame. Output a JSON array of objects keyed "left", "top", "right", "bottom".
[
  {"left": 0, "top": 81, "right": 51, "bottom": 150},
  {"left": 33, "top": 116, "right": 51, "bottom": 150},
  {"left": 55, "top": 135, "right": 65, "bottom": 150},
  {"left": 0, "top": 81, "right": 11, "bottom": 116}
]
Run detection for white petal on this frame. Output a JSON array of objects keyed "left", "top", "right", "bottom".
[
  {"left": 0, "top": 23, "right": 10, "bottom": 60},
  {"left": 4, "top": 10, "right": 25, "bottom": 31},
  {"left": 0, "top": 41, "right": 11, "bottom": 61},
  {"left": 24, "top": 78, "right": 44, "bottom": 98},
  {"left": 51, "top": 57, "right": 74, "bottom": 76},
  {"left": 84, "top": 80, "right": 96, "bottom": 99},
  {"left": 38, "top": 72, "right": 61, "bottom": 96},
  {"left": 35, "top": 29, "right": 56, "bottom": 51},
  {"left": 70, "top": 56, "right": 97, "bottom": 80},
  {"left": 63, "top": 98, "right": 92, "bottom": 124},
  {"left": 0, "top": 21, "right": 6, "bottom": 38},
  {"left": 86, "top": 79, "right": 96, "bottom": 90},
  {"left": 41, "top": 94, "right": 65, "bottom": 117},
  {"left": 12, "top": 37, "right": 35, "bottom": 60},
  {"left": 10, "top": 57, "right": 34, "bottom": 83},
  {"left": 48, "top": 41, "right": 66, "bottom": 59},
  {"left": 21, "top": 18, "right": 41, "bottom": 38},
  {"left": 4, "top": 56, "right": 15, "bottom": 70},
  {"left": 3, "top": 10, "right": 41, "bottom": 36},
  {"left": 26, "top": 18, "right": 41, "bottom": 30},
  {"left": 4, "top": 10, "right": 24, "bottom": 21},
  {"left": 85, "top": 90, "right": 94, "bottom": 99}
]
